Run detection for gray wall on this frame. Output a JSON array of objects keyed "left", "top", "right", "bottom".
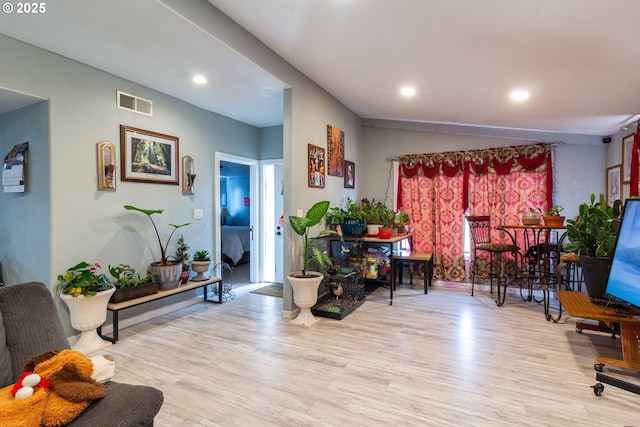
[{"left": 0, "top": 101, "right": 50, "bottom": 284}]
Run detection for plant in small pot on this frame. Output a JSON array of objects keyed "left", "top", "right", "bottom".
[
  {"left": 123, "top": 205, "right": 190, "bottom": 290},
  {"left": 565, "top": 194, "right": 622, "bottom": 304},
  {"left": 289, "top": 200, "right": 339, "bottom": 326},
  {"left": 175, "top": 235, "right": 191, "bottom": 284},
  {"left": 543, "top": 205, "right": 565, "bottom": 228},
  {"left": 361, "top": 198, "right": 382, "bottom": 236},
  {"left": 378, "top": 205, "right": 395, "bottom": 239},
  {"left": 521, "top": 207, "right": 542, "bottom": 225},
  {"left": 108, "top": 264, "right": 159, "bottom": 303},
  {"left": 341, "top": 197, "right": 366, "bottom": 236},
  {"left": 56, "top": 261, "right": 115, "bottom": 354},
  {"left": 191, "top": 249, "right": 212, "bottom": 281},
  {"left": 395, "top": 208, "right": 410, "bottom": 234}
]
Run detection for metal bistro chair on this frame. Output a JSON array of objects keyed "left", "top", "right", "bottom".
[{"left": 466, "top": 215, "right": 519, "bottom": 304}]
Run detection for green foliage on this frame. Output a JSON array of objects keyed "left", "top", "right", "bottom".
[
  {"left": 289, "top": 200, "right": 338, "bottom": 277},
  {"left": 565, "top": 194, "right": 622, "bottom": 257},
  {"left": 124, "top": 205, "right": 190, "bottom": 265},
  {"left": 193, "top": 249, "right": 211, "bottom": 261},
  {"left": 56, "top": 261, "right": 111, "bottom": 297},
  {"left": 546, "top": 205, "right": 564, "bottom": 216},
  {"left": 174, "top": 235, "right": 190, "bottom": 271},
  {"left": 108, "top": 264, "right": 157, "bottom": 289}
]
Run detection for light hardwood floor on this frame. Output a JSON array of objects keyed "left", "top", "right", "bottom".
[{"left": 107, "top": 277, "right": 640, "bottom": 427}]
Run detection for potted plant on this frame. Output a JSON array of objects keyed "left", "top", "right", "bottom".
[
  {"left": 395, "top": 208, "right": 410, "bottom": 234},
  {"left": 342, "top": 197, "right": 366, "bottom": 236},
  {"left": 191, "top": 249, "right": 212, "bottom": 281},
  {"left": 123, "top": 205, "right": 190, "bottom": 290},
  {"left": 107, "top": 264, "right": 159, "bottom": 303},
  {"left": 543, "top": 205, "right": 565, "bottom": 227},
  {"left": 288, "top": 200, "right": 339, "bottom": 326},
  {"left": 360, "top": 198, "right": 383, "bottom": 236},
  {"left": 378, "top": 204, "right": 395, "bottom": 239},
  {"left": 174, "top": 235, "right": 191, "bottom": 283},
  {"left": 565, "top": 194, "right": 622, "bottom": 302},
  {"left": 56, "top": 261, "right": 115, "bottom": 353},
  {"left": 521, "top": 207, "right": 542, "bottom": 225}
]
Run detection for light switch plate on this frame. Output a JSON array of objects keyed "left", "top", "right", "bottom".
[{"left": 193, "top": 209, "right": 203, "bottom": 219}]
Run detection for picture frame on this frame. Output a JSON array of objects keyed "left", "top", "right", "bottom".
[
  {"left": 308, "top": 144, "right": 325, "bottom": 188},
  {"left": 327, "top": 124, "right": 344, "bottom": 177},
  {"left": 344, "top": 160, "right": 355, "bottom": 188},
  {"left": 622, "top": 133, "right": 634, "bottom": 183},
  {"left": 606, "top": 164, "right": 621, "bottom": 204},
  {"left": 120, "top": 125, "right": 179, "bottom": 185}
]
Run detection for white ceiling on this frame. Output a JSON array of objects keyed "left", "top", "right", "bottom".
[{"left": 2, "top": 0, "right": 640, "bottom": 136}]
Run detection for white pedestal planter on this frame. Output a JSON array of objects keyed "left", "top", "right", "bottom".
[
  {"left": 288, "top": 271, "right": 324, "bottom": 327},
  {"left": 60, "top": 287, "right": 116, "bottom": 354},
  {"left": 191, "top": 260, "right": 212, "bottom": 281}
]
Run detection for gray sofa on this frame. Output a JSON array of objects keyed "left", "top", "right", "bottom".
[{"left": 0, "top": 281, "right": 164, "bottom": 426}]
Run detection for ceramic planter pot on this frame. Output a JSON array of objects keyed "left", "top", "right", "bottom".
[
  {"left": 288, "top": 271, "right": 324, "bottom": 326},
  {"left": 60, "top": 286, "right": 116, "bottom": 354},
  {"left": 191, "top": 260, "right": 212, "bottom": 281},
  {"left": 150, "top": 261, "right": 182, "bottom": 290}
]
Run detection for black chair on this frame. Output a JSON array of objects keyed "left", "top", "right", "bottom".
[{"left": 466, "top": 215, "right": 518, "bottom": 301}]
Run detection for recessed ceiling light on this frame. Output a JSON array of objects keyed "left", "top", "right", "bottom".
[
  {"left": 192, "top": 75, "right": 207, "bottom": 85},
  {"left": 400, "top": 87, "right": 416, "bottom": 97},
  {"left": 510, "top": 90, "right": 529, "bottom": 101}
]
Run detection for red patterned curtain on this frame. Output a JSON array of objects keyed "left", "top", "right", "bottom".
[
  {"left": 398, "top": 143, "right": 552, "bottom": 282},
  {"left": 632, "top": 128, "right": 640, "bottom": 197}
]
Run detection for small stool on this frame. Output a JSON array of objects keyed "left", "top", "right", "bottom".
[{"left": 391, "top": 251, "right": 432, "bottom": 305}]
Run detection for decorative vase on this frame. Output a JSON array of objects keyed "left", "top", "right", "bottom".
[
  {"left": 191, "top": 260, "right": 212, "bottom": 281},
  {"left": 150, "top": 261, "right": 182, "bottom": 290},
  {"left": 288, "top": 271, "right": 324, "bottom": 326},
  {"left": 60, "top": 286, "right": 116, "bottom": 354},
  {"left": 521, "top": 212, "right": 541, "bottom": 225}
]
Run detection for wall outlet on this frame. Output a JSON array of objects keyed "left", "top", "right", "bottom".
[{"left": 193, "top": 209, "right": 203, "bottom": 219}]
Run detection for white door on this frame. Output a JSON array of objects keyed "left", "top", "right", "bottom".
[{"left": 261, "top": 160, "right": 284, "bottom": 283}]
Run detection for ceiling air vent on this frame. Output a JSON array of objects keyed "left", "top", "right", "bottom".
[{"left": 117, "top": 91, "right": 153, "bottom": 116}]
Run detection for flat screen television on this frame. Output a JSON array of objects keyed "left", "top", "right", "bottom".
[{"left": 603, "top": 199, "right": 640, "bottom": 313}]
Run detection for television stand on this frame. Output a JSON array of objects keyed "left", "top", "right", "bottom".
[{"left": 558, "top": 291, "right": 640, "bottom": 396}]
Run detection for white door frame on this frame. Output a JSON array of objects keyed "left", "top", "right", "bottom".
[{"left": 214, "top": 152, "right": 259, "bottom": 283}]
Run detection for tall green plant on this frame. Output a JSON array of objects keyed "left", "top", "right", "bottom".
[
  {"left": 124, "top": 205, "right": 190, "bottom": 265},
  {"left": 289, "top": 200, "right": 338, "bottom": 277},
  {"left": 564, "top": 194, "right": 622, "bottom": 257}
]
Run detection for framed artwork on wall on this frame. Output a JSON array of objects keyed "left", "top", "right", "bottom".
[
  {"left": 606, "top": 164, "right": 621, "bottom": 204},
  {"left": 344, "top": 160, "right": 355, "bottom": 188},
  {"left": 622, "top": 133, "right": 634, "bottom": 183},
  {"left": 308, "top": 144, "right": 325, "bottom": 188},
  {"left": 120, "top": 125, "right": 179, "bottom": 184},
  {"left": 327, "top": 124, "right": 344, "bottom": 177}
]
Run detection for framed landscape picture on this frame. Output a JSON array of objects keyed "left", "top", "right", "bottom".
[
  {"left": 308, "top": 144, "right": 325, "bottom": 188},
  {"left": 607, "top": 164, "right": 621, "bottom": 204},
  {"left": 120, "top": 125, "right": 179, "bottom": 184},
  {"left": 327, "top": 124, "right": 344, "bottom": 177}
]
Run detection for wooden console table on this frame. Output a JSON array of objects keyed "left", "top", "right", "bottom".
[
  {"left": 558, "top": 291, "right": 640, "bottom": 395},
  {"left": 98, "top": 277, "right": 222, "bottom": 343}
]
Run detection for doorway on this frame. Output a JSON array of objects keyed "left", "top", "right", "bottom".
[
  {"left": 214, "top": 153, "right": 259, "bottom": 283},
  {"left": 261, "top": 160, "right": 284, "bottom": 283}
]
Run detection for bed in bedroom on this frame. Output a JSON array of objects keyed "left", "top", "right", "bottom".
[{"left": 221, "top": 225, "right": 251, "bottom": 266}]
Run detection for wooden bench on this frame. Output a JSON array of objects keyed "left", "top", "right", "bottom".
[{"left": 98, "top": 277, "right": 222, "bottom": 343}]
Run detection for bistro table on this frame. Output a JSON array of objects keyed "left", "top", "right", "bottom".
[{"left": 497, "top": 223, "right": 567, "bottom": 318}]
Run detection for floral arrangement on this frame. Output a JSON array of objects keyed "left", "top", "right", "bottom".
[{"left": 56, "top": 261, "right": 111, "bottom": 297}]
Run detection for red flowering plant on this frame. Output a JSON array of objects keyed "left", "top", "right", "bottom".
[{"left": 56, "top": 261, "right": 112, "bottom": 297}]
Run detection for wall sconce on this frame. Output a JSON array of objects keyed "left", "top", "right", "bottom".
[
  {"left": 97, "top": 141, "right": 116, "bottom": 191},
  {"left": 182, "top": 156, "right": 195, "bottom": 195},
  {"left": 220, "top": 207, "right": 230, "bottom": 225}
]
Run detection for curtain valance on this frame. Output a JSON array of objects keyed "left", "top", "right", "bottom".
[
  {"left": 398, "top": 143, "right": 553, "bottom": 211},
  {"left": 399, "top": 143, "right": 551, "bottom": 178}
]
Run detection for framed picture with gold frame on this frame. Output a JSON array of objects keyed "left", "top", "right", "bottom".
[
  {"left": 120, "top": 125, "right": 179, "bottom": 185},
  {"left": 327, "top": 124, "right": 344, "bottom": 177},
  {"left": 606, "top": 164, "right": 621, "bottom": 204},
  {"left": 622, "top": 133, "right": 634, "bottom": 183},
  {"left": 308, "top": 144, "right": 325, "bottom": 188}
]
